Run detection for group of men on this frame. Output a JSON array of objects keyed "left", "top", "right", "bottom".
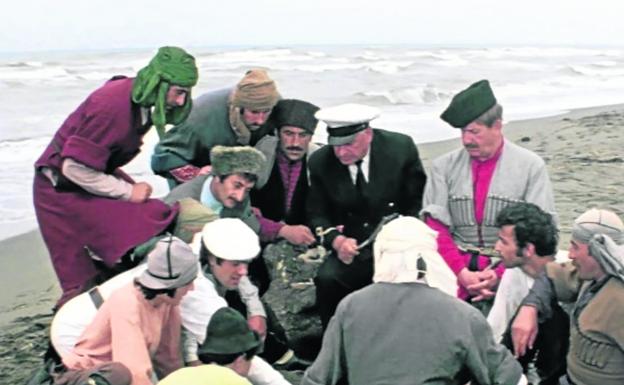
[{"left": 31, "top": 45, "right": 623, "bottom": 385}]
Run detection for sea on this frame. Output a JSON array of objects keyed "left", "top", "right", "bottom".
[{"left": 1, "top": 44, "right": 624, "bottom": 241}]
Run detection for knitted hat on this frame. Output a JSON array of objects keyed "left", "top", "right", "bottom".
[
  {"left": 210, "top": 145, "right": 266, "bottom": 178},
  {"left": 273, "top": 99, "right": 320, "bottom": 134},
  {"left": 137, "top": 235, "right": 198, "bottom": 290},
  {"left": 132, "top": 46, "right": 199, "bottom": 139},
  {"left": 201, "top": 218, "right": 260, "bottom": 261},
  {"left": 440, "top": 80, "right": 497, "bottom": 128},
  {"left": 198, "top": 307, "right": 262, "bottom": 356},
  {"left": 572, "top": 208, "right": 624, "bottom": 244},
  {"left": 316, "top": 103, "right": 380, "bottom": 145},
  {"left": 231, "top": 69, "right": 280, "bottom": 110}
]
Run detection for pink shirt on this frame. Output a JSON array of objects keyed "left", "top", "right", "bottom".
[
  {"left": 426, "top": 144, "right": 505, "bottom": 299},
  {"left": 63, "top": 283, "right": 183, "bottom": 385}
]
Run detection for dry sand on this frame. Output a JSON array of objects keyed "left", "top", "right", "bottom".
[{"left": 1, "top": 104, "right": 623, "bottom": 383}]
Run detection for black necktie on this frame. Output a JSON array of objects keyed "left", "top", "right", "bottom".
[{"left": 355, "top": 160, "right": 367, "bottom": 200}]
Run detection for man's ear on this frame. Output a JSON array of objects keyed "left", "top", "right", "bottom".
[{"left": 523, "top": 243, "right": 536, "bottom": 258}]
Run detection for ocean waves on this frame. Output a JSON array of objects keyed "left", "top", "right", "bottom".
[{"left": 2, "top": 45, "right": 624, "bottom": 240}]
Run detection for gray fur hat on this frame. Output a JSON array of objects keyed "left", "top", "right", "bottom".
[{"left": 210, "top": 145, "right": 266, "bottom": 178}]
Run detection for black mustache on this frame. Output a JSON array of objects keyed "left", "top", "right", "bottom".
[
  {"left": 464, "top": 144, "right": 479, "bottom": 149},
  {"left": 286, "top": 146, "right": 304, "bottom": 152}
]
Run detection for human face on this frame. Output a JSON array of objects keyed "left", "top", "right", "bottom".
[
  {"left": 332, "top": 128, "right": 373, "bottom": 165},
  {"left": 568, "top": 239, "right": 605, "bottom": 280},
  {"left": 209, "top": 257, "right": 250, "bottom": 289},
  {"left": 165, "top": 85, "right": 191, "bottom": 109},
  {"left": 279, "top": 125, "right": 312, "bottom": 161},
  {"left": 495, "top": 225, "right": 524, "bottom": 269},
  {"left": 157, "top": 281, "right": 195, "bottom": 306},
  {"left": 211, "top": 174, "right": 255, "bottom": 209},
  {"left": 242, "top": 108, "right": 272, "bottom": 130},
  {"left": 461, "top": 120, "right": 503, "bottom": 161}
]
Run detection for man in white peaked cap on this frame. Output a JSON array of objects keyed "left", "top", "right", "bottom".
[{"left": 306, "top": 103, "right": 427, "bottom": 328}]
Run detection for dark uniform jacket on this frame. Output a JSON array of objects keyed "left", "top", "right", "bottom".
[{"left": 306, "top": 128, "right": 426, "bottom": 249}]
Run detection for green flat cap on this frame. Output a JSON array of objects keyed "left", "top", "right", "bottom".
[
  {"left": 198, "top": 307, "right": 262, "bottom": 356},
  {"left": 440, "top": 80, "right": 497, "bottom": 128}
]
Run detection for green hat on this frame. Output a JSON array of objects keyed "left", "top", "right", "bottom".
[
  {"left": 273, "top": 99, "right": 320, "bottom": 134},
  {"left": 132, "top": 46, "right": 199, "bottom": 139},
  {"left": 210, "top": 145, "right": 266, "bottom": 178},
  {"left": 440, "top": 80, "right": 497, "bottom": 128},
  {"left": 198, "top": 308, "right": 262, "bottom": 356}
]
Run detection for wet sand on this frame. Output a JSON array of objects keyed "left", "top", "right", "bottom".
[{"left": 1, "top": 104, "right": 623, "bottom": 382}]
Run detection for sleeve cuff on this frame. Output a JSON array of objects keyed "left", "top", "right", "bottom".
[{"left": 61, "top": 135, "right": 110, "bottom": 171}]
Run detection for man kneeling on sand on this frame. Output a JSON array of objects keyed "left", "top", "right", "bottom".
[
  {"left": 512, "top": 208, "right": 624, "bottom": 385},
  {"left": 159, "top": 307, "right": 281, "bottom": 385},
  {"left": 54, "top": 236, "right": 198, "bottom": 385},
  {"left": 302, "top": 216, "right": 525, "bottom": 385},
  {"left": 50, "top": 219, "right": 294, "bottom": 385}
]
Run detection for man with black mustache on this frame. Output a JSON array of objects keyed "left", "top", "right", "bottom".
[
  {"left": 250, "top": 99, "right": 319, "bottom": 247},
  {"left": 421, "top": 80, "right": 556, "bottom": 313}
]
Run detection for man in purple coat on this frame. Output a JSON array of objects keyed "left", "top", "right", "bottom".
[{"left": 33, "top": 46, "right": 198, "bottom": 307}]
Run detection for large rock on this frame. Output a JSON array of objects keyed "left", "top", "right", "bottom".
[{"left": 262, "top": 240, "right": 326, "bottom": 357}]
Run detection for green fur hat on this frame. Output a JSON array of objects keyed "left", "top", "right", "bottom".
[
  {"left": 210, "top": 145, "right": 266, "bottom": 178},
  {"left": 440, "top": 79, "right": 497, "bottom": 128}
]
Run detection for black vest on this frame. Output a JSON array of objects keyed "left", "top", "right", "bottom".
[{"left": 250, "top": 157, "right": 308, "bottom": 225}]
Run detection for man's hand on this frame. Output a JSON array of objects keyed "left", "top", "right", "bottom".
[
  {"left": 129, "top": 182, "right": 152, "bottom": 203},
  {"left": 247, "top": 315, "right": 267, "bottom": 340},
  {"left": 511, "top": 305, "right": 539, "bottom": 358},
  {"left": 278, "top": 225, "right": 316, "bottom": 246},
  {"left": 457, "top": 268, "right": 482, "bottom": 291},
  {"left": 466, "top": 269, "right": 499, "bottom": 301},
  {"left": 332, "top": 235, "right": 359, "bottom": 264}
]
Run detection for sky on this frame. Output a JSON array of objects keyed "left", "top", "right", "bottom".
[{"left": 2, "top": 0, "right": 624, "bottom": 53}]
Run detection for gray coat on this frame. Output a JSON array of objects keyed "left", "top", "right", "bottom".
[{"left": 302, "top": 283, "right": 523, "bottom": 385}]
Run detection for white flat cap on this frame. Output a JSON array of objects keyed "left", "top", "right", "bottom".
[
  {"left": 201, "top": 218, "right": 260, "bottom": 261},
  {"left": 315, "top": 103, "right": 380, "bottom": 145}
]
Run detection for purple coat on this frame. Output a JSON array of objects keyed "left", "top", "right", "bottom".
[{"left": 33, "top": 77, "right": 178, "bottom": 299}]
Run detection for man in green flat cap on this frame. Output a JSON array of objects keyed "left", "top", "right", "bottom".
[
  {"left": 159, "top": 307, "right": 291, "bottom": 385},
  {"left": 421, "top": 79, "right": 556, "bottom": 313},
  {"left": 33, "top": 46, "right": 198, "bottom": 307}
]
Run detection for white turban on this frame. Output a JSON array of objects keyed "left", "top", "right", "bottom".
[{"left": 373, "top": 216, "right": 457, "bottom": 296}]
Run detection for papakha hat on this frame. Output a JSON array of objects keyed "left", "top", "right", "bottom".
[
  {"left": 316, "top": 103, "right": 380, "bottom": 145},
  {"left": 198, "top": 307, "right": 262, "bottom": 356},
  {"left": 273, "top": 99, "right": 320, "bottom": 134},
  {"left": 210, "top": 145, "right": 266, "bottom": 178},
  {"left": 201, "top": 218, "right": 260, "bottom": 261},
  {"left": 440, "top": 79, "right": 497, "bottom": 128},
  {"left": 137, "top": 235, "right": 198, "bottom": 290}
]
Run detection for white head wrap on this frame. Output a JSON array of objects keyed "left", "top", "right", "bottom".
[{"left": 373, "top": 216, "right": 457, "bottom": 296}]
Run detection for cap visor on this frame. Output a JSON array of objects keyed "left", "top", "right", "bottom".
[{"left": 328, "top": 133, "right": 357, "bottom": 146}]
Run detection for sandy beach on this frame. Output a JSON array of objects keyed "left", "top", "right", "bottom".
[{"left": 1, "top": 104, "right": 623, "bottom": 383}]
